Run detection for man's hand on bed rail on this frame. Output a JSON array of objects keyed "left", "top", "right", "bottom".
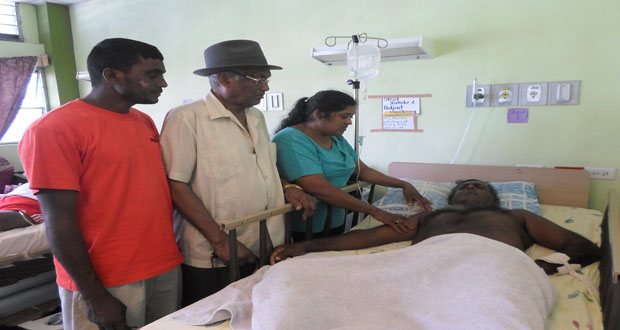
[
  {"left": 402, "top": 182, "right": 433, "bottom": 212},
  {"left": 283, "top": 184, "right": 316, "bottom": 220},
  {"left": 212, "top": 237, "right": 258, "bottom": 266}
]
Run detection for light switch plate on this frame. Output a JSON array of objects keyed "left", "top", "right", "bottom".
[
  {"left": 519, "top": 82, "right": 548, "bottom": 106},
  {"left": 465, "top": 84, "right": 491, "bottom": 107},
  {"left": 548, "top": 80, "right": 580, "bottom": 105},
  {"left": 267, "top": 93, "right": 284, "bottom": 111},
  {"left": 491, "top": 83, "right": 519, "bottom": 107}
]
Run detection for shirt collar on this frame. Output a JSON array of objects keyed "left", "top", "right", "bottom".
[
  {"left": 203, "top": 91, "right": 236, "bottom": 120},
  {"left": 202, "top": 91, "right": 261, "bottom": 134}
]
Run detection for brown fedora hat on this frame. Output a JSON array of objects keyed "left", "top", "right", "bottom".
[{"left": 193, "top": 39, "right": 282, "bottom": 76}]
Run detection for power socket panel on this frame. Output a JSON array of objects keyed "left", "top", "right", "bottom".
[
  {"left": 584, "top": 167, "right": 616, "bottom": 180},
  {"left": 465, "top": 84, "right": 491, "bottom": 107}
]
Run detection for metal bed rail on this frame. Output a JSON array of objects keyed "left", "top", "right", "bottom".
[
  {"left": 221, "top": 181, "right": 374, "bottom": 282},
  {"left": 601, "top": 189, "right": 620, "bottom": 330}
]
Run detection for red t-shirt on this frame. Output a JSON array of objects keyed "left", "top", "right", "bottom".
[{"left": 19, "top": 100, "right": 183, "bottom": 290}]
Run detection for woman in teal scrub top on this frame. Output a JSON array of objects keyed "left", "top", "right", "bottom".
[{"left": 272, "top": 90, "right": 431, "bottom": 241}]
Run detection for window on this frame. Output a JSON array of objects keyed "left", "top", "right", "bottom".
[
  {"left": 1, "top": 70, "right": 47, "bottom": 143},
  {"left": 0, "top": 0, "right": 21, "bottom": 41}
]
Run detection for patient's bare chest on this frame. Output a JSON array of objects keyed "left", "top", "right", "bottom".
[{"left": 413, "top": 209, "right": 529, "bottom": 250}]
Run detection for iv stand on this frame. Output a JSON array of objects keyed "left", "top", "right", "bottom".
[
  {"left": 347, "top": 79, "right": 361, "bottom": 153},
  {"left": 323, "top": 33, "right": 386, "bottom": 153},
  {"left": 348, "top": 34, "right": 362, "bottom": 153}
]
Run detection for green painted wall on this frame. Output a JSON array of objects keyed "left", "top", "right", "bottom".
[
  {"left": 36, "top": 3, "right": 79, "bottom": 109},
  {"left": 67, "top": 0, "right": 620, "bottom": 211}
]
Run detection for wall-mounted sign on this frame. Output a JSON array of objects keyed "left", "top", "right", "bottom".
[
  {"left": 382, "top": 97, "right": 419, "bottom": 130},
  {"left": 369, "top": 94, "right": 432, "bottom": 133}
]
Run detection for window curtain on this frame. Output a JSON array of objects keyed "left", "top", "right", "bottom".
[{"left": 0, "top": 56, "right": 38, "bottom": 140}]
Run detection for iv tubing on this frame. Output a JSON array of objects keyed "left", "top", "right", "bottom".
[{"left": 450, "top": 85, "right": 478, "bottom": 164}]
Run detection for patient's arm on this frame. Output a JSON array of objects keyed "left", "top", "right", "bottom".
[
  {"left": 270, "top": 215, "right": 420, "bottom": 264},
  {"left": 0, "top": 211, "right": 34, "bottom": 231},
  {"left": 514, "top": 209, "right": 601, "bottom": 274}
]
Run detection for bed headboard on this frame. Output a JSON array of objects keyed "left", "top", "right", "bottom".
[{"left": 388, "top": 162, "right": 590, "bottom": 208}]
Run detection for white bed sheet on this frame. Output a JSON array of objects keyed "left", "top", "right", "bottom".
[{"left": 0, "top": 223, "right": 48, "bottom": 265}]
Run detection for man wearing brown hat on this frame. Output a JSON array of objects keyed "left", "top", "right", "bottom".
[{"left": 160, "top": 39, "right": 315, "bottom": 305}]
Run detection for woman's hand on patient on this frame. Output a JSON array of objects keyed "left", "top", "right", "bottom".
[
  {"left": 371, "top": 209, "right": 410, "bottom": 234},
  {"left": 270, "top": 244, "right": 306, "bottom": 264},
  {"left": 402, "top": 183, "right": 433, "bottom": 211}
]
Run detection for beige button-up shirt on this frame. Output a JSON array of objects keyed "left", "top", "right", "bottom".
[{"left": 160, "top": 91, "right": 285, "bottom": 268}]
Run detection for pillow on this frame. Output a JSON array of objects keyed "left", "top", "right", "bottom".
[{"left": 373, "top": 179, "right": 542, "bottom": 216}]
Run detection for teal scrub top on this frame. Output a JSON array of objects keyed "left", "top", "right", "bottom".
[{"left": 272, "top": 127, "right": 358, "bottom": 233}]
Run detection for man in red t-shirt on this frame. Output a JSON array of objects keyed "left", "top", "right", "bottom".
[{"left": 19, "top": 38, "right": 183, "bottom": 330}]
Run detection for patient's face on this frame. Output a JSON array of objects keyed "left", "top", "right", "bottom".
[{"left": 449, "top": 180, "right": 497, "bottom": 207}]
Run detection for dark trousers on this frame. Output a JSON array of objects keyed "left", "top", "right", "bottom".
[
  {"left": 291, "top": 223, "right": 346, "bottom": 242},
  {"left": 181, "top": 263, "right": 256, "bottom": 307}
]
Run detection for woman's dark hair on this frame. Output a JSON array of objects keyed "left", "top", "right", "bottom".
[
  {"left": 276, "top": 90, "right": 356, "bottom": 133},
  {"left": 87, "top": 38, "right": 163, "bottom": 86}
]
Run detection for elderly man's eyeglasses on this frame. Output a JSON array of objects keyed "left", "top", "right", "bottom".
[{"left": 232, "top": 71, "right": 270, "bottom": 87}]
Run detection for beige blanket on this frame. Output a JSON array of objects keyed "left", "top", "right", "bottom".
[{"left": 173, "top": 233, "right": 556, "bottom": 330}]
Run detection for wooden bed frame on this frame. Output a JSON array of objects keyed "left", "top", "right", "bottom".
[
  {"left": 388, "top": 162, "right": 590, "bottom": 207},
  {"left": 388, "top": 162, "right": 620, "bottom": 330}
]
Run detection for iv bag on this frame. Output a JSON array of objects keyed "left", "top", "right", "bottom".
[{"left": 347, "top": 42, "right": 380, "bottom": 80}]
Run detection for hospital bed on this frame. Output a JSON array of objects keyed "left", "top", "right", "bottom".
[
  {"left": 0, "top": 215, "right": 57, "bottom": 325},
  {"left": 143, "top": 162, "right": 620, "bottom": 330}
]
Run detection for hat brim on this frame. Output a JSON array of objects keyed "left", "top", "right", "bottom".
[{"left": 193, "top": 64, "right": 283, "bottom": 77}]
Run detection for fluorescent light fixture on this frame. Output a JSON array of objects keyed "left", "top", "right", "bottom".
[{"left": 311, "top": 36, "right": 433, "bottom": 66}]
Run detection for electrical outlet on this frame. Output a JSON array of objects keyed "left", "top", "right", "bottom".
[
  {"left": 465, "top": 84, "right": 491, "bottom": 107},
  {"left": 491, "top": 83, "right": 519, "bottom": 107},
  {"left": 584, "top": 167, "right": 616, "bottom": 180},
  {"left": 519, "top": 82, "right": 548, "bottom": 106}
]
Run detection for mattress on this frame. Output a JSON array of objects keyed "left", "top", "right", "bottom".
[{"left": 0, "top": 223, "right": 49, "bottom": 265}]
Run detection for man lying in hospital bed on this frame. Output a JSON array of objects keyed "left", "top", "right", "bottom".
[
  {"left": 272, "top": 179, "right": 600, "bottom": 273},
  {"left": 170, "top": 179, "right": 601, "bottom": 330}
]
